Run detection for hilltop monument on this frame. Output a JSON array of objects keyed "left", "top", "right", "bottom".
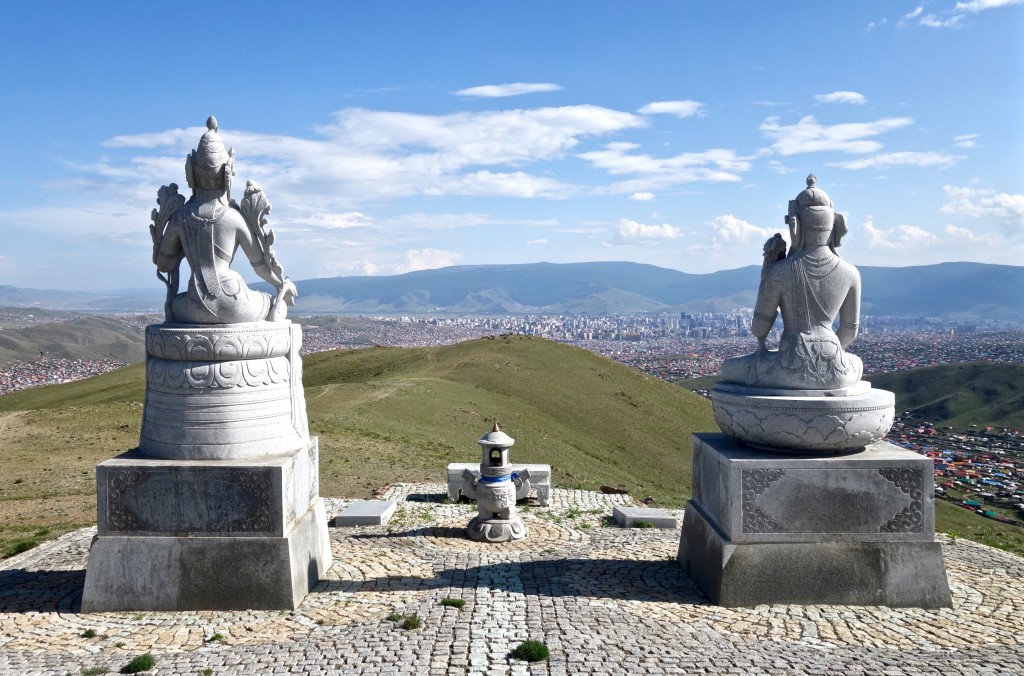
[
  {"left": 461, "top": 423, "right": 530, "bottom": 542},
  {"left": 679, "top": 176, "right": 951, "bottom": 607},
  {"left": 81, "top": 117, "right": 332, "bottom": 611}
]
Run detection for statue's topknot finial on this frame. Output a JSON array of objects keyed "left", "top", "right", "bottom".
[
  {"left": 207, "top": 116, "right": 218, "bottom": 132},
  {"left": 806, "top": 174, "right": 817, "bottom": 189},
  {"left": 492, "top": 421, "right": 501, "bottom": 433}
]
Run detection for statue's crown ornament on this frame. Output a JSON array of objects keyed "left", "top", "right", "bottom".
[
  {"left": 795, "top": 174, "right": 833, "bottom": 210},
  {"left": 186, "top": 116, "right": 235, "bottom": 191}
]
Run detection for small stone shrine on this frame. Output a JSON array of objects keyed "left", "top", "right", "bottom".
[
  {"left": 678, "top": 176, "right": 952, "bottom": 607},
  {"left": 81, "top": 117, "right": 332, "bottom": 611},
  {"left": 462, "top": 423, "right": 530, "bottom": 542}
]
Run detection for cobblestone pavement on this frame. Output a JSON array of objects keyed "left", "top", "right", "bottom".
[{"left": 1, "top": 483, "right": 1022, "bottom": 675}]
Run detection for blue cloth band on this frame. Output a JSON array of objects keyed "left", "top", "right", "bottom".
[{"left": 479, "top": 472, "right": 518, "bottom": 484}]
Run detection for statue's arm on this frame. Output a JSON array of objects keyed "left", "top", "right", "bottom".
[
  {"left": 837, "top": 275, "right": 861, "bottom": 349},
  {"left": 155, "top": 227, "right": 182, "bottom": 273},
  {"left": 237, "top": 225, "right": 285, "bottom": 288},
  {"left": 750, "top": 275, "right": 780, "bottom": 349}
]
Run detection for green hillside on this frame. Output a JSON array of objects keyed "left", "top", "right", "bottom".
[
  {"left": 1, "top": 338, "right": 1022, "bottom": 559},
  {"left": 865, "top": 362, "right": 1024, "bottom": 430},
  {"left": 0, "top": 315, "right": 147, "bottom": 366},
  {"left": 0, "top": 335, "right": 716, "bottom": 556},
  {"left": 302, "top": 335, "right": 715, "bottom": 499}
]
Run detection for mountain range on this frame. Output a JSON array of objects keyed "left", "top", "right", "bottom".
[{"left": 2, "top": 261, "right": 1021, "bottom": 319}]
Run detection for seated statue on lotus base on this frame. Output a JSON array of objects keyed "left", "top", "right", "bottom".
[
  {"left": 679, "top": 177, "right": 950, "bottom": 609},
  {"left": 710, "top": 176, "right": 894, "bottom": 454}
]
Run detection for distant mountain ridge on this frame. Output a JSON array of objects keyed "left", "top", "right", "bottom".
[
  {"left": 2, "top": 261, "right": 1021, "bottom": 319},
  {"left": 284, "top": 261, "right": 1023, "bottom": 319}
]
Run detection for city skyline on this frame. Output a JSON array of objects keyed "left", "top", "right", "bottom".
[{"left": 1, "top": 1, "right": 1022, "bottom": 291}]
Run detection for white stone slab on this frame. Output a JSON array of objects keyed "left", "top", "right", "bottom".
[
  {"left": 612, "top": 505, "right": 678, "bottom": 529},
  {"left": 447, "top": 462, "right": 550, "bottom": 506},
  {"left": 333, "top": 500, "right": 398, "bottom": 527}
]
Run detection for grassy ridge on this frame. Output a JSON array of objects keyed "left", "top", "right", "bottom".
[
  {"left": 866, "top": 362, "right": 1024, "bottom": 429},
  {"left": 1, "top": 337, "right": 1022, "bottom": 558},
  {"left": 302, "top": 335, "right": 716, "bottom": 500},
  {"left": 0, "top": 316, "right": 147, "bottom": 366},
  {"left": 0, "top": 335, "right": 716, "bottom": 556}
]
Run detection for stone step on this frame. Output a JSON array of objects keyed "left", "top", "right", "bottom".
[
  {"left": 332, "top": 500, "right": 398, "bottom": 527},
  {"left": 613, "top": 505, "right": 678, "bottom": 529}
]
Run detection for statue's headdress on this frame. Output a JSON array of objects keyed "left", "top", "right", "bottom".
[
  {"left": 787, "top": 174, "right": 846, "bottom": 250},
  {"left": 185, "top": 116, "right": 235, "bottom": 193}
]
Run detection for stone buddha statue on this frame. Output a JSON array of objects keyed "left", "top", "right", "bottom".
[
  {"left": 152, "top": 116, "right": 296, "bottom": 324},
  {"left": 720, "top": 175, "right": 863, "bottom": 391}
]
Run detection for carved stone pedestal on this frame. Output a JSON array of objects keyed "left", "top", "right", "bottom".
[
  {"left": 81, "top": 440, "right": 331, "bottom": 612},
  {"left": 678, "top": 433, "right": 952, "bottom": 607},
  {"left": 710, "top": 382, "right": 895, "bottom": 454}
]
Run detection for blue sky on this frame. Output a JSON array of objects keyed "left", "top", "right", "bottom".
[{"left": 1, "top": 1, "right": 1021, "bottom": 291}]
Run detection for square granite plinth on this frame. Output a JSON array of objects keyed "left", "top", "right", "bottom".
[
  {"left": 81, "top": 439, "right": 332, "bottom": 612},
  {"left": 678, "top": 433, "right": 952, "bottom": 608}
]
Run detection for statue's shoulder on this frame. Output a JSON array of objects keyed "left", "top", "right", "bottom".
[
  {"left": 836, "top": 257, "right": 860, "bottom": 281},
  {"left": 221, "top": 201, "right": 247, "bottom": 228}
]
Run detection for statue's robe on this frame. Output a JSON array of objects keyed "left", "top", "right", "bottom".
[{"left": 721, "top": 250, "right": 862, "bottom": 390}]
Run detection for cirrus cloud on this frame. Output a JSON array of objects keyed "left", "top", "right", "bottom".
[
  {"left": 760, "top": 115, "right": 913, "bottom": 156},
  {"left": 814, "top": 91, "right": 866, "bottom": 105},
  {"left": 453, "top": 82, "right": 563, "bottom": 98},
  {"left": 96, "top": 104, "right": 646, "bottom": 209},
  {"left": 829, "top": 151, "right": 963, "bottom": 170},
  {"left": 637, "top": 100, "right": 706, "bottom": 118}
]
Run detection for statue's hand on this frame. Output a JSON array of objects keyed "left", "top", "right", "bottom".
[
  {"left": 757, "top": 337, "right": 768, "bottom": 353},
  {"left": 279, "top": 278, "right": 298, "bottom": 306}
]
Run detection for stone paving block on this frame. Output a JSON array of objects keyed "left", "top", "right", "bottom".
[
  {"left": 2, "top": 482, "right": 1022, "bottom": 675},
  {"left": 333, "top": 499, "right": 398, "bottom": 526},
  {"left": 612, "top": 505, "right": 678, "bottom": 528}
]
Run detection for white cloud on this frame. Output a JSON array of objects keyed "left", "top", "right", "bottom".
[
  {"left": 610, "top": 218, "right": 681, "bottom": 245},
  {"left": 637, "top": 100, "right": 706, "bottom": 118},
  {"left": 897, "top": 6, "right": 925, "bottom": 26},
  {"left": 861, "top": 216, "right": 938, "bottom": 249},
  {"left": 344, "top": 248, "right": 462, "bottom": 276},
  {"left": 913, "top": 0, "right": 1022, "bottom": 28},
  {"left": 630, "top": 192, "right": 655, "bottom": 201},
  {"left": 829, "top": 151, "right": 963, "bottom": 170},
  {"left": 453, "top": 83, "right": 563, "bottom": 98},
  {"left": 941, "top": 185, "right": 1024, "bottom": 227},
  {"left": 580, "top": 144, "right": 749, "bottom": 192},
  {"left": 919, "top": 13, "right": 966, "bottom": 27},
  {"left": 290, "top": 211, "right": 374, "bottom": 229},
  {"left": 768, "top": 160, "right": 796, "bottom": 174},
  {"left": 760, "top": 115, "right": 913, "bottom": 156},
  {"left": 814, "top": 91, "right": 866, "bottom": 105},
  {"left": 955, "top": 0, "right": 1024, "bottom": 12},
  {"left": 526, "top": 238, "right": 548, "bottom": 245},
  {"left": 953, "top": 133, "right": 980, "bottom": 148},
  {"left": 943, "top": 224, "right": 999, "bottom": 245},
  {"left": 706, "top": 214, "right": 773, "bottom": 244},
  {"left": 96, "top": 105, "right": 645, "bottom": 206}
]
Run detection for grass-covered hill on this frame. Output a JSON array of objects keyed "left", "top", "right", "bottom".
[
  {"left": 1, "top": 337, "right": 1021, "bottom": 558},
  {"left": 0, "top": 335, "right": 715, "bottom": 556},
  {"left": 0, "top": 315, "right": 147, "bottom": 366},
  {"left": 865, "top": 362, "right": 1024, "bottom": 430}
]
